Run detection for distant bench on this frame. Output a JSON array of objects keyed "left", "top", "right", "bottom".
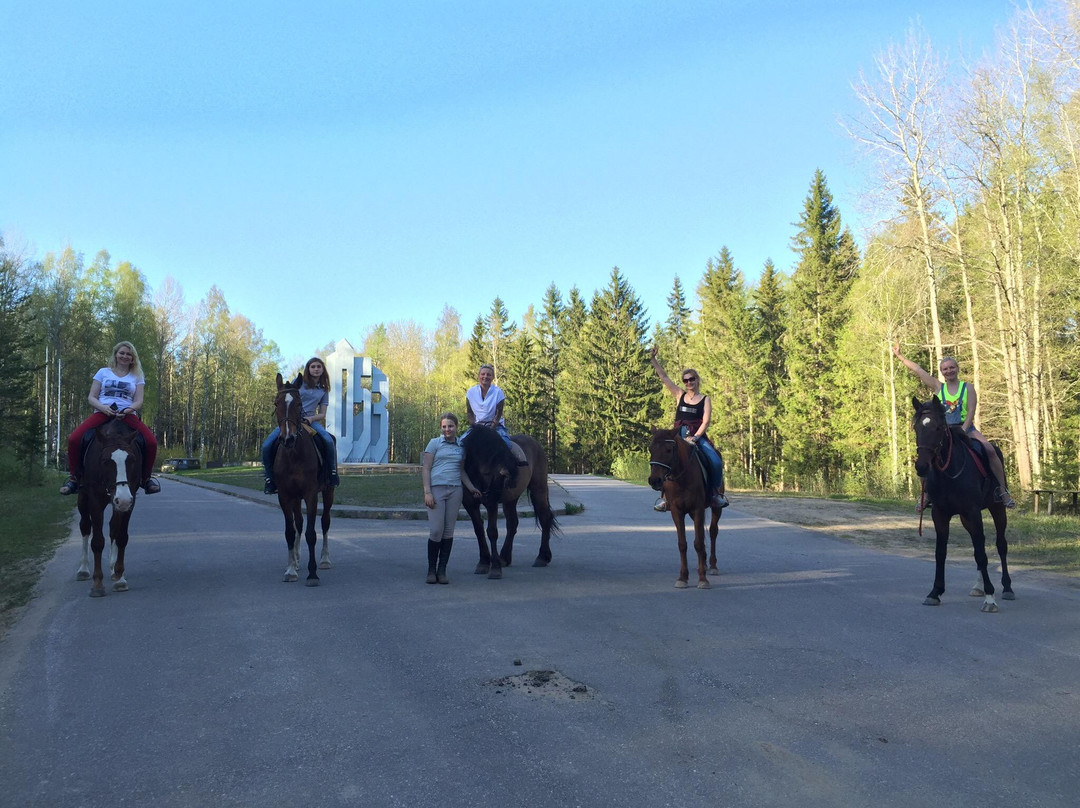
[{"left": 1027, "top": 489, "right": 1080, "bottom": 516}]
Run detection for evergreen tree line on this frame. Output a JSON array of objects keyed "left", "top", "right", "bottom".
[{"left": 2, "top": 2, "right": 1076, "bottom": 497}]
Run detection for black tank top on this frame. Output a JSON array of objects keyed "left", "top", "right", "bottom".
[{"left": 674, "top": 393, "right": 707, "bottom": 438}]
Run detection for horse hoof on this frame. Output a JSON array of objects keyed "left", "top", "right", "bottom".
[
  {"left": 923, "top": 597, "right": 940, "bottom": 606},
  {"left": 113, "top": 581, "right": 128, "bottom": 592},
  {"left": 76, "top": 571, "right": 90, "bottom": 581},
  {"left": 970, "top": 588, "right": 985, "bottom": 597},
  {"left": 319, "top": 561, "right": 332, "bottom": 570},
  {"left": 283, "top": 573, "right": 298, "bottom": 583},
  {"left": 697, "top": 580, "right": 711, "bottom": 590},
  {"left": 475, "top": 564, "right": 489, "bottom": 575},
  {"left": 488, "top": 569, "right": 503, "bottom": 579},
  {"left": 1002, "top": 591, "right": 1016, "bottom": 601},
  {"left": 305, "top": 578, "right": 320, "bottom": 587},
  {"left": 981, "top": 602, "right": 999, "bottom": 613},
  {"left": 532, "top": 557, "right": 549, "bottom": 568},
  {"left": 675, "top": 580, "right": 688, "bottom": 589},
  {"left": 89, "top": 588, "right": 106, "bottom": 598},
  {"left": 707, "top": 567, "right": 719, "bottom": 576}
]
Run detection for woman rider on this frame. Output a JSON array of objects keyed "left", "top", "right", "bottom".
[
  {"left": 649, "top": 347, "right": 728, "bottom": 511},
  {"left": 893, "top": 343, "right": 1016, "bottom": 509}
]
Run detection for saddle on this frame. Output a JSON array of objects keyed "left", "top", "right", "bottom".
[
  {"left": 951, "top": 427, "right": 989, "bottom": 479},
  {"left": 677, "top": 427, "right": 716, "bottom": 490},
  {"left": 273, "top": 427, "right": 334, "bottom": 483}
]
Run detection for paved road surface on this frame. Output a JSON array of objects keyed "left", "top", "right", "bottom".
[{"left": 2, "top": 475, "right": 1079, "bottom": 808}]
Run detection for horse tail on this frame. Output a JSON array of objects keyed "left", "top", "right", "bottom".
[{"left": 520, "top": 436, "right": 561, "bottom": 537}]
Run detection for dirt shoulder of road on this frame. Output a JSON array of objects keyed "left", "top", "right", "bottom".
[{"left": 730, "top": 492, "right": 947, "bottom": 559}]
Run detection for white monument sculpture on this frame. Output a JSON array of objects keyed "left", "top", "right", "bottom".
[{"left": 324, "top": 339, "right": 390, "bottom": 463}]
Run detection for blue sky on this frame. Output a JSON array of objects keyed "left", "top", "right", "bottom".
[{"left": 1, "top": 1, "right": 1019, "bottom": 368}]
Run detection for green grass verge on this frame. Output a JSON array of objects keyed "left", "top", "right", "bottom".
[
  {"left": 0, "top": 472, "right": 75, "bottom": 629},
  {"left": 171, "top": 466, "right": 424, "bottom": 507}
]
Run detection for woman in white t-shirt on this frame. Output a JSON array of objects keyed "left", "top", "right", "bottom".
[{"left": 60, "top": 341, "right": 160, "bottom": 495}]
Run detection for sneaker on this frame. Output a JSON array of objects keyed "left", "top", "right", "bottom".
[
  {"left": 60, "top": 476, "right": 79, "bottom": 496},
  {"left": 330, "top": 472, "right": 340, "bottom": 487},
  {"left": 653, "top": 497, "right": 668, "bottom": 512},
  {"left": 916, "top": 493, "right": 930, "bottom": 513},
  {"left": 712, "top": 494, "right": 730, "bottom": 509},
  {"left": 264, "top": 478, "right": 277, "bottom": 495},
  {"left": 143, "top": 477, "right": 161, "bottom": 494},
  {"left": 999, "top": 489, "right": 1017, "bottom": 509}
]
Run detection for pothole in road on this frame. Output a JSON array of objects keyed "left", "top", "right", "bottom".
[{"left": 484, "top": 669, "right": 595, "bottom": 701}]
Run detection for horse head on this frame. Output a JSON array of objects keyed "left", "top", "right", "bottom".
[
  {"left": 463, "top": 424, "right": 517, "bottom": 505},
  {"left": 911, "top": 395, "right": 949, "bottom": 478},
  {"left": 648, "top": 426, "right": 683, "bottom": 491},
  {"left": 92, "top": 419, "right": 142, "bottom": 513},
  {"left": 275, "top": 372, "right": 304, "bottom": 447}
]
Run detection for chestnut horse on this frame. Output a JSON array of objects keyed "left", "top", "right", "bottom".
[
  {"left": 648, "top": 427, "right": 722, "bottom": 589},
  {"left": 75, "top": 418, "right": 143, "bottom": 597},
  {"left": 272, "top": 373, "right": 334, "bottom": 585},
  {"left": 911, "top": 396, "right": 1014, "bottom": 612},
  {"left": 462, "top": 424, "right": 558, "bottom": 579}
]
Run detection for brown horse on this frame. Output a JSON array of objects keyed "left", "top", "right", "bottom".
[
  {"left": 272, "top": 373, "right": 334, "bottom": 585},
  {"left": 75, "top": 418, "right": 143, "bottom": 597},
  {"left": 647, "top": 426, "right": 722, "bottom": 589},
  {"left": 462, "top": 424, "right": 559, "bottom": 579}
]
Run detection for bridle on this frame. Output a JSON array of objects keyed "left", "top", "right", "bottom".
[
  {"left": 914, "top": 410, "right": 967, "bottom": 479},
  {"left": 275, "top": 388, "right": 305, "bottom": 445},
  {"left": 649, "top": 438, "right": 692, "bottom": 484}
]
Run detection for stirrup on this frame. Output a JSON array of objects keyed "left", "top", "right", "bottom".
[
  {"left": 712, "top": 494, "right": 729, "bottom": 509},
  {"left": 653, "top": 497, "right": 668, "bottom": 512},
  {"left": 997, "top": 488, "right": 1017, "bottom": 509},
  {"left": 264, "top": 478, "right": 277, "bottom": 495},
  {"left": 60, "top": 477, "right": 79, "bottom": 496},
  {"left": 143, "top": 477, "right": 161, "bottom": 494}
]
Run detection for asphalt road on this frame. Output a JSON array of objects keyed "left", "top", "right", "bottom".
[{"left": 2, "top": 475, "right": 1079, "bottom": 808}]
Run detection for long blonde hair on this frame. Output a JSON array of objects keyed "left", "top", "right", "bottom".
[{"left": 108, "top": 341, "right": 144, "bottom": 378}]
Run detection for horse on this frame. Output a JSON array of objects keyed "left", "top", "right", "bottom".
[
  {"left": 272, "top": 372, "right": 334, "bottom": 585},
  {"left": 647, "top": 427, "right": 722, "bottom": 589},
  {"left": 462, "top": 424, "right": 559, "bottom": 579},
  {"left": 74, "top": 418, "right": 143, "bottom": 597},
  {"left": 911, "top": 395, "right": 1014, "bottom": 613}
]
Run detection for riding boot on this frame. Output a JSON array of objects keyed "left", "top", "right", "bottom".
[
  {"left": 426, "top": 540, "right": 440, "bottom": 584},
  {"left": 436, "top": 538, "right": 453, "bottom": 584}
]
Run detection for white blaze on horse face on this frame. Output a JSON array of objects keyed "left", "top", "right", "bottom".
[
  {"left": 283, "top": 391, "right": 296, "bottom": 440},
  {"left": 921, "top": 417, "right": 932, "bottom": 427},
  {"left": 110, "top": 448, "right": 135, "bottom": 512}
]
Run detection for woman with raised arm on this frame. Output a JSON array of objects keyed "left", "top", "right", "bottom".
[
  {"left": 893, "top": 343, "right": 1015, "bottom": 509},
  {"left": 648, "top": 347, "right": 728, "bottom": 512}
]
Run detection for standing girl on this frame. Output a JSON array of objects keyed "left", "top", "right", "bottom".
[{"left": 421, "top": 412, "right": 479, "bottom": 584}]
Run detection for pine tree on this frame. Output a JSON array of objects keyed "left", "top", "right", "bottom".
[
  {"left": 780, "top": 170, "right": 859, "bottom": 488},
  {"left": 749, "top": 259, "right": 786, "bottom": 487}
]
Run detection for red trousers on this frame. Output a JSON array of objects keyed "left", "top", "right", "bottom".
[{"left": 67, "top": 412, "right": 158, "bottom": 480}]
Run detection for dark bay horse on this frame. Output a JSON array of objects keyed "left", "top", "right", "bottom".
[
  {"left": 75, "top": 418, "right": 143, "bottom": 597},
  {"left": 911, "top": 396, "right": 1014, "bottom": 612},
  {"left": 462, "top": 424, "right": 559, "bottom": 579},
  {"left": 648, "top": 427, "right": 722, "bottom": 589},
  {"left": 272, "top": 373, "right": 334, "bottom": 585}
]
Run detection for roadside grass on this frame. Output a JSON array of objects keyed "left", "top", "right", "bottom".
[
  {"left": 0, "top": 472, "right": 75, "bottom": 631},
  {"left": 169, "top": 466, "right": 423, "bottom": 507}
]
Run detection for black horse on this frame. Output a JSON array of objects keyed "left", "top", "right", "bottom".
[
  {"left": 911, "top": 396, "right": 1014, "bottom": 612},
  {"left": 462, "top": 424, "right": 559, "bottom": 579}
]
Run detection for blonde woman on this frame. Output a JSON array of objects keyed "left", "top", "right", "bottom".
[{"left": 61, "top": 341, "right": 159, "bottom": 495}]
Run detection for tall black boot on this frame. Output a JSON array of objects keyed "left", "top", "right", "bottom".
[
  {"left": 436, "top": 538, "right": 454, "bottom": 584},
  {"left": 426, "top": 540, "right": 440, "bottom": 584}
]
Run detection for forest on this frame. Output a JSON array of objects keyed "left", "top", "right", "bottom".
[{"left": 1, "top": 2, "right": 1078, "bottom": 499}]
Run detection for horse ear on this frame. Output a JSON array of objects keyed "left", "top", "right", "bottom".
[
  {"left": 650, "top": 425, "right": 659, "bottom": 436},
  {"left": 911, "top": 395, "right": 920, "bottom": 411},
  {"left": 276, "top": 372, "right": 284, "bottom": 389},
  {"left": 294, "top": 372, "right": 304, "bottom": 388}
]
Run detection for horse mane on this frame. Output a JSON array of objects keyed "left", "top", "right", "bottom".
[{"left": 465, "top": 424, "right": 518, "bottom": 488}]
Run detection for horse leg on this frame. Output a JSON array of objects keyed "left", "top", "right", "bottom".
[
  {"left": 692, "top": 508, "right": 710, "bottom": 589},
  {"left": 303, "top": 492, "right": 320, "bottom": 586},
  {"left": 671, "top": 510, "right": 690, "bottom": 588},
  {"left": 989, "top": 503, "right": 1014, "bottom": 600},
  {"left": 924, "top": 509, "right": 950, "bottom": 606},
  {"left": 89, "top": 512, "right": 107, "bottom": 598},
  {"left": 499, "top": 502, "right": 518, "bottom": 567},
  {"left": 109, "top": 510, "right": 131, "bottom": 592},
  {"left": 319, "top": 486, "right": 334, "bottom": 570},
  {"left": 486, "top": 502, "right": 503, "bottom": 579},
  {"left": 959, "top": 510, "right": 997, "bottom": 613},
  {"left": 282, "top": 497, "right": 299, "bottom": 582},
  {"left": 76, "top": 506, "right": 92, "bottom": 581},
  {"left": 707, "top": 508, "right": 721, "bottom": 576},
  {"left": 465, "top": 501, "right": 490, "bottom": 575},
  {"left": 531, "top": 481, "right": 555, "bottom": 568}
]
